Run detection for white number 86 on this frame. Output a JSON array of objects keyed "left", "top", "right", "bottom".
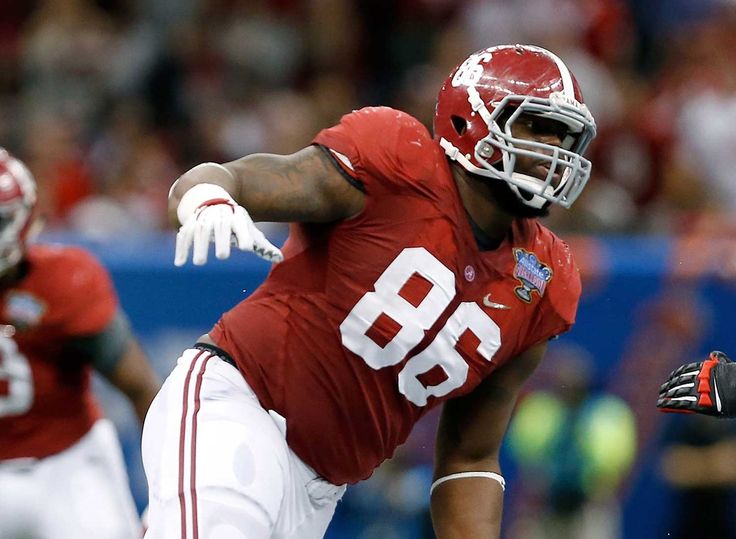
[
  {"left": 0, "top": 335, "right": 33, "bottom": 417},
  {"left": 340, "top": 248, "right": 501, "bottom": 406}
]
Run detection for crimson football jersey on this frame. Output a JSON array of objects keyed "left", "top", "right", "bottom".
[
  {"left": 0, "top": 245, "right": 117, "bottom": 459},
  {"left": 210, "top": 107, "right": 581, "bottom": 485}
]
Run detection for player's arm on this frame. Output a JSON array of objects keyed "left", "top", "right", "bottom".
[
  {"left": 66, "top": 311, "right": 160, "bottom": 424},
  {"left": 169, "top": 147, "right": 365, "bottom": 266},
  {"left": 431, "top": 342, "right": 547, "bottom": 538},
  {"left": 169, "top": 146, "right": 364, "bottom": 224}
]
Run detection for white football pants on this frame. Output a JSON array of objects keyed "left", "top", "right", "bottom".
[
  {"left": 0, "top": 418, "right": 142, "bottom": 539},
  {"left": 142, "top": 348, "right": 345, "bottom": 539}
]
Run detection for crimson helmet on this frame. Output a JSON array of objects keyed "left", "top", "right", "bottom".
[
  {"left": 0, "top": 149, "right": 37, "bottom": 273},
  {"left": 434, "top": 44, "right": 596, "bottom": 209}
]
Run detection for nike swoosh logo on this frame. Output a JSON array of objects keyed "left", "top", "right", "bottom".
[{"left": 483, "top": 293, "right": 510, "bottom": 310}]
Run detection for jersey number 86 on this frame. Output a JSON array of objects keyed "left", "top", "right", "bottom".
[{"left": 340, "top": 247, "right": 501, "bottom": 406}]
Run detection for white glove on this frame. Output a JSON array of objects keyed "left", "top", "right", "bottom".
[{"left": 174, "top": 183, "right": 283, "bottom": 266}]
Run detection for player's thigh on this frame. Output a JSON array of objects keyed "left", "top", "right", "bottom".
[
  {"left": 143, "top": 349, "right": 290, "bottom": 538},
  {"left": 0, "top": 461, "right": 43, "bottom": 538},
  {"left": 276, "top": 449, "right": 346, "bottom": 539},
  {"left": 39, "top": 419, "right": 141, "bottom": 539}
]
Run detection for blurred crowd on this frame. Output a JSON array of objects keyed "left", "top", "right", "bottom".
[{"left": 2, "top": 0, "right": 736, "bottom": 239}]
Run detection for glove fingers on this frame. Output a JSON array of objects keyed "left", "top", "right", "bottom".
[
  {"left": 659, "top": 369, "right": 698, "bottom": 394},
  {"left": 231, "top": 208, "right": 283, "bottom": 263},
  {"left": 192, "top": 212, "right": 213, "bottom": 265},
  {"left": 178, "top": 205, "right": 284, "bottom": 266},
  {"left": 248, "top": 222, "right": 283, "bottom": 263},
  {"left": 214, "top": 206, "right": 233, "bottom": 260},
  {"left": 175, "top": 221, "right": 194, "bottom": 266},
  {"left": 669, "top": 362, "right": 700, "bottom": 379},
  {"left": 657, "top": 396, "right": 696, "bottom": 413},
  {"left": 657, "top": 353, "right": 736, "bottom": 416},
  {"left": 661, "top": 382, "right": 696, "bottom": 399},
  {"left": 232, "top": 210, "right": 255, "bottom": 252}
]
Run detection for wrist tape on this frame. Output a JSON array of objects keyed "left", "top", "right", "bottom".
[{"left": 176, "top": 181, "right": 234, "bottom": 225}]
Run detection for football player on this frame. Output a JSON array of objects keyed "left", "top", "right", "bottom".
[
  {"left": 143, "top": 44, "right": 597, "bottom": 538},
  {"left": 0, "top": 149, "right": 160, "bottom": 539},
  {"left": 658, "top": 351, "right": 736, "bottom": 417}
]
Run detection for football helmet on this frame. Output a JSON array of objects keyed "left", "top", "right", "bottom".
[
  {"left": 434, "top": 44, "right": 597, "bottom": 209},
  {"left": 0, "top": 149, "right": 37, "bottom": 273}
]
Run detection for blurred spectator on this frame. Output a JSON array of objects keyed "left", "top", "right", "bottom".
[
  {"left": 506, "top": 346, "right": 637, "bottom": 539},
  {"left": 659, "top": 415, "right": 736, "bottom": 537},
  {"left": 22, "top": 112, "right": 95, "bottom": 228},
  {"left": 608, "top": 286, "right": 710, "bottom": 465}
]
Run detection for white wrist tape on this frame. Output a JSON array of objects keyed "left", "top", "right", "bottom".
[
  {"left": 176, "top": 182, "right": 235, "bottom": 225},
  {"left": 430, "top": 472, "right": 506, "bottom": 495}
]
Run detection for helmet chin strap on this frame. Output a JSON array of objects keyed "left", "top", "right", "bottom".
[
  {"left": 508, "top": 173, "right": 550, "bottom": 209},
  {"left": 0, "top": 246, "right": 22, "bottom": 275}
]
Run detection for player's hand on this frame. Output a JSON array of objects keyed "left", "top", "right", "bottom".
[
  {"left": 657, "top": 351, "right": 736, "bottom": 417},
  {"left": 175, "top": 199, "right": 283, "bottom": 266}
]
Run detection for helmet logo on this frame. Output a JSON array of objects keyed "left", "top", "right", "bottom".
[
  {"left": 0, "top": 173, "right": 14, "bottom": 191},
  {"left": 451, "top": 52, "right": 492, "bottom": 88}
]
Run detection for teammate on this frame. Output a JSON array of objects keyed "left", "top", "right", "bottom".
[
  {"left": 143, "top": 44, "right": 597, "bottom": 538},
  {"left": 0, "top": 148, "right": 161, "bottom": 539},
  {"left": 658, "top": 351, "right": 736, "bottom": 417}
]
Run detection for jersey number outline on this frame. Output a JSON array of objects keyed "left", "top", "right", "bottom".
[
  {"left": 0, "top": 335, "right": 33, "bottom": 417},
  {"left": 340, "top": 247, "right": 501, "bottom": 406}
]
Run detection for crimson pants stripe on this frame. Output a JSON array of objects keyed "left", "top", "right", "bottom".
[
  {"left": 177, "top": 350, "right": 208, "bottom": 539},
  {"left": 189, "top": 353, "right": 213, "bottom": 539}
]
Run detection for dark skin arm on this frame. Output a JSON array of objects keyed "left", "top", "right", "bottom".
[
  {"left": 168, "top": 147, "right": 365, "bottom": 225},
  {"left": 431, "top": 342, "right": 547, "bottom": 538},
  {"left": 101, "top": 339, "right": 160, "bottom": 424}
]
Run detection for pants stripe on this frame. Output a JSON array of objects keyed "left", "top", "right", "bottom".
[
  {"left": 178, "top": 350, "right": 207, "bottom": 539},
  {"left": 189, "top": 353, "right": 214, "bottom": 539}
]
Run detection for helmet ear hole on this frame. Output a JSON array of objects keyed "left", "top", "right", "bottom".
[{"left": 450, "top": 115, "right": 467, "bottom": 136}]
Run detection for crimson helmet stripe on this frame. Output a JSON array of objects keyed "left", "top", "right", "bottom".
[{"left": 525, "top": 45, "right": 575, "bottom": 99}]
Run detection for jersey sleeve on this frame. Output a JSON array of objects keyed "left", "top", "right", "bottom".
[
  {"left": 55, "top": 248, "right": 119, "bottom": 336},
  {"left": 64, "top": 310, "right": 132, "bottom": 374},
  {"left": 312, "top": 106, "right": 440, "bottom": 196},
  {"left": 543, "top": 238, "right": 582, "bottom": 338}
]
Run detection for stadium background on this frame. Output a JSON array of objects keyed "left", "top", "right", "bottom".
[{"left": 4, "top": 0, "right": 736, "bottom": 537}]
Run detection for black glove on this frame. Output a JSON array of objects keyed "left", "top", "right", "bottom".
[{"left": 657, "top": 351, "right": 736, "bottom": 417}]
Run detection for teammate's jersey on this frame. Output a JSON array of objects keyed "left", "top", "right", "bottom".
[
  {"left": 210, "top": 107, "right": 581, "bottom": 485},
  {"left": 0, "top": 245, "right": 118, "bottom": 459}
]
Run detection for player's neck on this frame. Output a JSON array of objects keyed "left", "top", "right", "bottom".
[{"left": 452, "top": 167, "right": 514, "bottom": 247}]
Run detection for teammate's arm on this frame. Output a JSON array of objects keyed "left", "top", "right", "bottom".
[
  {"left": 102, "top": 339, "right": 160, "bottom": 424},
  {"left": 66, "top": 312, "right": 160, "bottom": 424},
  {"left": 430, "top": 342, "right": 547, "bottom": 538}
]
